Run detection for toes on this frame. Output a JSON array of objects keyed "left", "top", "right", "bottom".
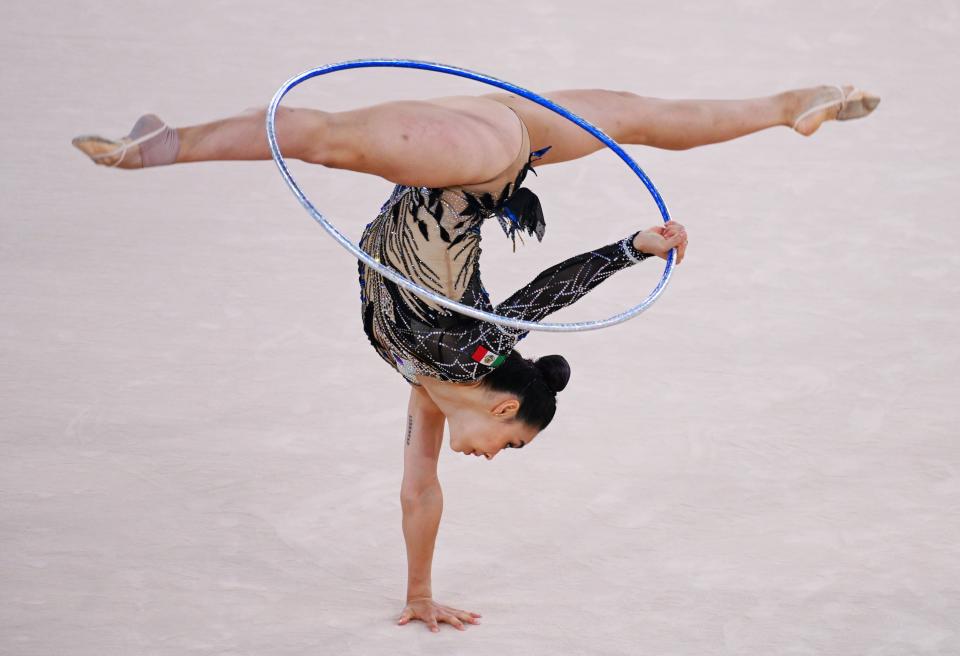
[
  {"left": 72, "top": 136, "right": 122, "bottom": 165},
  {"left": 72, "top": 136, "right": 108, "bottom": 156},
  {"left": 837, "top": 87, "right": 881, "bottom": 121}
]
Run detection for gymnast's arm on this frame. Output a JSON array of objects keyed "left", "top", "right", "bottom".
[
  {"left": 493, "top": 224, "right": 686, "bottom": 326},
  {"left": 399, "top": 385, "right": 446, "bottom": 604},
  {"left": 396, "top": 386, "right": 484, "bottom": 631},
  {"left": 493, "top": 231, "right": 652, "bottom": 325}
]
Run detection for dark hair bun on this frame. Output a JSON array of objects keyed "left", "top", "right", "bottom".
[{"left": 534, "top": 354, "right": 571, "bottom": 393}]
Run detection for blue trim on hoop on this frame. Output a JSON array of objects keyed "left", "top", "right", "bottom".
[{"left": 266, "top": 58, "right": 675, "bottom": 333}]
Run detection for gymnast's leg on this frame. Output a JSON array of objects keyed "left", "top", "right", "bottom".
[
  {"left": 480, "top": 85, "right": 880, "bottom": 166},
  {"left": 72, "top": 98, "right": 526, "bottom": 189}
]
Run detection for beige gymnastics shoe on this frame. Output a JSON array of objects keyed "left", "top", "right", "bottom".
[
  {"left": 72, "top": 114, "right": 179, "bottom": 168},
  {"left": 792, "top": 84, "right": 881, "bottom": 136}
]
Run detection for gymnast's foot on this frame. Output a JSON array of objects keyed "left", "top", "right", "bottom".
[
  {"left": 72, "top": 114, "right": 180, "bottom": 168},
  {"left": 789, "top": 84, "right": 881, "bottom": 136}
]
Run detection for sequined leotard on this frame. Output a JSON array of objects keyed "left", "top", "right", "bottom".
[{"left": 357, "top": 108, "right": 655, "bottom": 387}]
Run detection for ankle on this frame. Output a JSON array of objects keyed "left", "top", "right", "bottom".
[
  {"left": 173, "top": 127, "right": 190, "bottom": 163},
  {"left": 778, "top": 90, "right": 802, "bottom": 127},
  {"left": 174, "top": 125, "right": 209, "bottom": 164}
]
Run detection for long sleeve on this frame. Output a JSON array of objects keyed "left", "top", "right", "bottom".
[{"left": 493, "top": 231, "right": 655, "bottom": 330}]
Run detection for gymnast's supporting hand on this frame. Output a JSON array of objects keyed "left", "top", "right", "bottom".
[
  {"left": 397, "top": 597, "right": 482, "bottom": 633},
  {"left": 634, "top": 220, "right": 688, "bottom": 264}
]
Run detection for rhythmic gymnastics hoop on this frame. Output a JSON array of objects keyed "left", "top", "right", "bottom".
[{"left": 266, "top": 58, "right": 675, "bottom": 333}]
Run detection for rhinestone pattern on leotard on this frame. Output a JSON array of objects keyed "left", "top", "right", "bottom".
[{"left": 356, "top": 150, "right": 654, "bottom": 387}]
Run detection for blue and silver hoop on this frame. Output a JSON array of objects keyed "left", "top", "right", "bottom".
[{"left": 266, "top": 58, "right": 675, "bottom": 333}]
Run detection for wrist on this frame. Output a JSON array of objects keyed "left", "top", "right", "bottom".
[
  {"left": 406, "top": 578, "right": 432, "bottom": 601},
  {"left": 406, "top": 591, "right": 432, "bottom": 603},
  {"left": 625, "top": 232, "right": 653, "bottom": 262}
]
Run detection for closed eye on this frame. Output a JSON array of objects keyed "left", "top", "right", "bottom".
[{"left": 506, "top": 440, "right": 526, "bottom": 449}]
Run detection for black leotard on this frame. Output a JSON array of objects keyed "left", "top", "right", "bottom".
[{"left": 357, "top": 112, "right": 654, "bottom": 387}]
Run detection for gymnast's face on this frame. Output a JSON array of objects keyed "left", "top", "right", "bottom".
[
  {"left": 420, "top": 378, "right": 539, "bottom": 460},
  {"left": 447, "top": 404, "right": 540, "bottom": 461}
]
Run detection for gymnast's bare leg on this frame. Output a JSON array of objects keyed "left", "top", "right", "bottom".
[
  {"left": 481, "top": 84, "right": 879, "bottom": 166},
  {"left": 72, "top": 84, "right": 879, "bottom": 186}
]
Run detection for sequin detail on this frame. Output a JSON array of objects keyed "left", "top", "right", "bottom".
[{"left": 357, "top": 148, "right": 654, "bottom": 386}]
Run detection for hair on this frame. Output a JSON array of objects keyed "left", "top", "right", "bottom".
[{"left": 478, "top": 349, "right": 571, "bottom": 431}]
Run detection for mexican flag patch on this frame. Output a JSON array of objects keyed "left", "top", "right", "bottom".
[{"left": 471, "top": 345, "right": 506, "bottom": 367}]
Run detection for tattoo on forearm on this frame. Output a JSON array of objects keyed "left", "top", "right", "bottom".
[{"left": 405, "top": 414, "right": 413, "bottom": 446}]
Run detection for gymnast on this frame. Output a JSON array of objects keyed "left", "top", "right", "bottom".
[{"left": 73, "top": 82, "right": 879, "bottom": 632}]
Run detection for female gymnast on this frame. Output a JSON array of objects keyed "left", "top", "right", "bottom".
[{"left": 73, "top": 82, "right": 879, "bottom": 632}]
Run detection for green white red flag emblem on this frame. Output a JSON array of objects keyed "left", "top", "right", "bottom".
[{"left": 471, "top": 345, "right": 506, "bottom": 367}]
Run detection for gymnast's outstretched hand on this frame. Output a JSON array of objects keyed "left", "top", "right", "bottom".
[
  {"left": 397, "top": 597, "right": 482, "bottom": 633},
  {"left": 633, "top": 220, "right": 688, "bottom": 264}
]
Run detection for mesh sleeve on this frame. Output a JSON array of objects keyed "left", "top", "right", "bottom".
[{"left": 493, "top": 231, "right": 654, "bottom": 328}]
